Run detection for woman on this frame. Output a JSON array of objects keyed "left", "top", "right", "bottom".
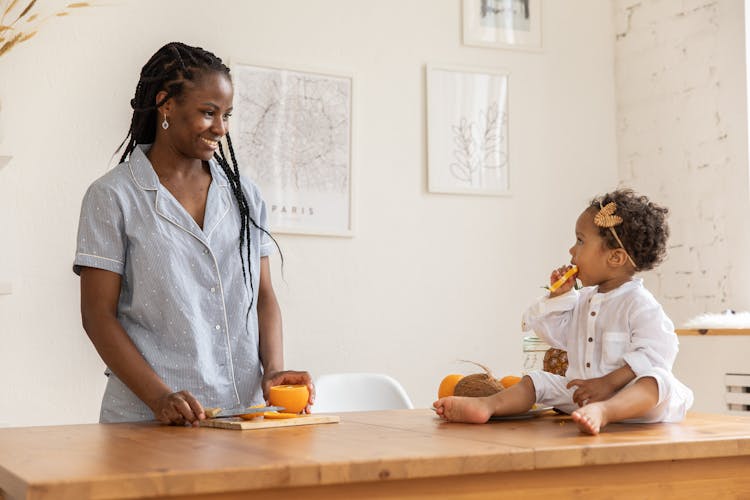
[{"left": 74, "top": 42, "right": 313, "bottom": 425}]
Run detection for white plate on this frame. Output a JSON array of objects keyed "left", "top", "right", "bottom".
[{"left": 489, "top": 406, "right": 554, "bottom": 421}]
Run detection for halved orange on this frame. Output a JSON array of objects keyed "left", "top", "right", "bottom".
[{"left": 268, "top": 385, "right": 309, "bottom": 414}]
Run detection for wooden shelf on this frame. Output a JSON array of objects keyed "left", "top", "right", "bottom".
[{"left": 676, "top": 328, "right": 750, "bottom": 336}]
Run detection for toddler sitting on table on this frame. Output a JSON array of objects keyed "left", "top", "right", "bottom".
[{"left": 433, "top": 189, "right": 694, "bottom": 434}]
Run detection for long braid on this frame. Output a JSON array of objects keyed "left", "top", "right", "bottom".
[
  {"left": 226, "top": 134, "right": 283, "bottom": 267},
  {"left": 215, "top": 136, "right": 284, "bottom": 313},
  {"left": 216, "top": 140, "right": 253, "bottom": 305},
  {"left": 116, "top": 42, "right": 281, "bottom": 318}
]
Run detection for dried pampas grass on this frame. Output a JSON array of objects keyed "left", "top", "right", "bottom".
[{"left": 0, "top": 0, "right": 94, "bottom": 58}]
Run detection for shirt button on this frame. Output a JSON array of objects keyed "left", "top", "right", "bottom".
[
  {"left": 586, "top": 362, "right": 591, "bottom": 368},
  {"left": 215, "top": 325, "right": 221, "bottom": 330},
  {"left": 590, "top": 311, "right": 596, "bottom": 316},
  {"left": 588, "top": 337, "right": 593, "bottom": 342},
  {"left": 210, "top": 287, "right": 216, "bottom": 293}
]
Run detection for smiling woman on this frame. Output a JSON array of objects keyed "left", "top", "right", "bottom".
[{"left": 72, "top": 42, "right": 314, "bottom": 426}]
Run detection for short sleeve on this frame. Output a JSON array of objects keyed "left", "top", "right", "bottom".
[
  {"left": 72, "top": 182, "right": 126, "bottom": 276},
  {"left": 241, "top": 177, "right": 275, "bottom": 258}
]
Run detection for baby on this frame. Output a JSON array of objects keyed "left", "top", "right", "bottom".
[{"left": 434, "top": 189, "right": 694, "bottom": 434}]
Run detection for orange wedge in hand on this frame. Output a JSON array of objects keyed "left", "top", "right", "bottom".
[{"left": 548, "top": 266, "right": 578, "bottom": 292}]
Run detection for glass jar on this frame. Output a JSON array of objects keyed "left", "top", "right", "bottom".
[{"left": 522, "top": 334, "right": 550, "bottom": 375}]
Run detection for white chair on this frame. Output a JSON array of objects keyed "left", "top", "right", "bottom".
[{"left": 313, "top": 373, "right": 414, "bottom": 412}]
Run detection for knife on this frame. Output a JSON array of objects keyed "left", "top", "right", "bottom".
[{"left": 207, "top": 406, "right": 286, "bottom": 418}]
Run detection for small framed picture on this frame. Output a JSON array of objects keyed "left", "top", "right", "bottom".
[
  {"left": 232, "top": 63, "right": 354, "bottom": 237},
  {"left": 426, "top": 64, "right": 510, "bottom": 196},
  {"left": 463, "top": 0, "right": 542, "bottom": 51}
]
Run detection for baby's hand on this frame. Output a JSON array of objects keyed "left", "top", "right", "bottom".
[
  {"left": 548, "top": 265, "right": 577, "bottom": 297},
  {"left": 567, "top": 377, "right": 615, "bottom": 406}
]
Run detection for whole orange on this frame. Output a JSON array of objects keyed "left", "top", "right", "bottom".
[
  {"left": 437, "top": 374, "right": 464, "bottom": 399},
  {"left": 268, "top": 385, "right": 310, "bottom": 414},
  {"left": 500, "top": 375, "right": 522, "bottom": 388}
]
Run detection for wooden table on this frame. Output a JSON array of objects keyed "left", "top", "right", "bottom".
[{"left": 1, "top": 410, "right": 749, "bottom": 499}]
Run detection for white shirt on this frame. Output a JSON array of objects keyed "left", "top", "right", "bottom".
[
  {"left": 521, "top": 279, "right": 679, "bottom": 381},
  {"left": 74, "top": 145, "right": 275, "bottom": 422}
]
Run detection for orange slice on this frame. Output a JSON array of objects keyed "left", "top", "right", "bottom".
[
  {"left": 548, "top": 265, "right": 578, "bottom": 292},
  {"left": 239, "top": 404, "right": 266, "bottom": 420},
  {"left": 263, "top": 411, "right": 304, "bottom": 419}
]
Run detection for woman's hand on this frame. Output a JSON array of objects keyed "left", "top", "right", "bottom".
[
  {"left": 150, "top": 390, "right": 205, "bottom": 426},
  {"left": 262, "top": 370, "right": 315, "bottom": 413},
  {"left": 81, "top": 268, "right": 206, "bottom": 426}
]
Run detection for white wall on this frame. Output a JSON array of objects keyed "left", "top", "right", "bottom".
[
  {"left": 614, "top": 0, "right": 750, "bottom": 324},
  {"left": 0, "top": 0, "right": 618, "bottom": 426},
  {"left": 613, "top": 0, "right": 750, "bottom": 413}
]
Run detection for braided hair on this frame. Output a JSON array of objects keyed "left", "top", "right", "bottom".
[{"left": 116, "top": 42, "right": 280, "bottom": 312}]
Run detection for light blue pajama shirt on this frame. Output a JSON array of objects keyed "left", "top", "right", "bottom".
[{"left": 73, "top": 144, "right": 274, "bottom": 423}]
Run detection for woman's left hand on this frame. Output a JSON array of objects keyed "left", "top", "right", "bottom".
[{"left": 262, "top": 370, "right": 315, "bottom": 413}]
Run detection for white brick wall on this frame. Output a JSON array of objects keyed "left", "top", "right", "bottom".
[{"left": 613, "top": 0, "right": 749, "bottom": 325}]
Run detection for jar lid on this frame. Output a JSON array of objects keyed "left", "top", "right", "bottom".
[
  {"left": 523, "top": 335, "right": 550, "bottom": 350},
  {"left": 523, "top": 335, "right": 546, "bottom": 344}
]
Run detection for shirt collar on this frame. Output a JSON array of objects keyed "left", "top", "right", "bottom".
[
  {"left": 594, "top": 277, "right": 643, "bottom": 302},
  {"left": 128, "top": 144, "right": 230, "bottom": 190}
]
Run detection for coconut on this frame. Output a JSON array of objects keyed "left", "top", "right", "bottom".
[{"left": 453, "top": 360, "right": 504, "bottom": 397}]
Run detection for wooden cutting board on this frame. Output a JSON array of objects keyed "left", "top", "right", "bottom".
[{"left": 199, "top": 414, "right": 340, "bottom": 430}]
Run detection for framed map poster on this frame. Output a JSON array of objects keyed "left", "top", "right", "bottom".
[{"left": 232, "top": 63, "right": 353, "bottom": 236}]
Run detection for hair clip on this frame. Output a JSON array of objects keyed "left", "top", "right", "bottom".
[
  {"left": 594, "top": 202, "right": 623, "bottom": 228},
  {"left": 594, "top": 201, "right": 637, "bottom": 269}
]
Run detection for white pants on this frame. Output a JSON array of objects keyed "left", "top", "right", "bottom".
[{"left": 527, "top": 369, "right": 694, "bottom": 423}]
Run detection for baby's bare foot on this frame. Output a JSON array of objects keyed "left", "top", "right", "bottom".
[
  {"left": 433, "top": 396, "right": 492, "bottom": 424},
  {"left": 571, "top": 402, "right": 608, "bottom": 435}
]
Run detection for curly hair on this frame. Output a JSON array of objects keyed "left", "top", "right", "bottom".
[{"left": 588, "top": 189, "right": 669, "bottom": 272}]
